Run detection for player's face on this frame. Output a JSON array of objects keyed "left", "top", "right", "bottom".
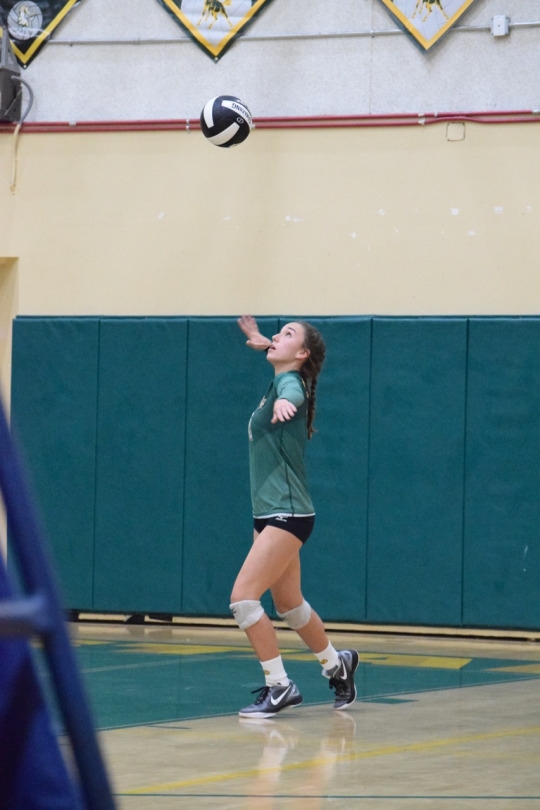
[{"left": 267, "top": 322, "right": 308, "bottom": 367}]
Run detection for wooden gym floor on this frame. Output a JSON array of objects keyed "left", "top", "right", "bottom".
[{"left": 53, "top": 622, "right": 540, "bottom": 808}]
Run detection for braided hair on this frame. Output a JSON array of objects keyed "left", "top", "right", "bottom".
[{"left": 298, "top": 321, "right": 326, "bottom": 439}]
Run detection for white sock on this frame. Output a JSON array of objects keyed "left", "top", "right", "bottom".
[
  {"left": 314, "top": 643, "right": 340, "bottom": 673},
  {"left": 261, "top": 655, "right": 289, "bottom": 687}
]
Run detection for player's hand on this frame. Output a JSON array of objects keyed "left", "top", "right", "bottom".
[
  {"left": 237, "top": 315, "right": 272, "bottom": 351},
  {"left": 271, "top": 398, "right": 297, "bottom": 423}
]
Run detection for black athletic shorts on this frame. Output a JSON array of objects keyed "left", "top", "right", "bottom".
[{"left": 253, "top": 514, "right": 315, "bottom": 544}]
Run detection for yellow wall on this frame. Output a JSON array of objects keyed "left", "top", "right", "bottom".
[
  {"left": 0, "top": 259, "right": 16, "bottom": 556},
  {"left": 1, "top": 122, "right": 539, "bottom": 320},
  {"left": 0, "top": 119, "right": 539, "bottom": 559},
  {"left": 0, "top": 259, "right": 17, "bottom": 400}
]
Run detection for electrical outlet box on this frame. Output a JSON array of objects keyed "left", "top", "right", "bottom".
[
  {"left": 491, "top": 15, "right": 510, "bottom": 37},
  {"left": 0, "top": 68, "right": 22, "bottom": 121}
]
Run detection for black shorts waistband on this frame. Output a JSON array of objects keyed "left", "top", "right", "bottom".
[{"left": 253, "top": 514, "right": 315, "bottom": 544}]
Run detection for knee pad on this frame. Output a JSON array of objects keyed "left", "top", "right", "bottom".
[
  {"left": 277, "top": 599, "right": 311, "bottom": 630},
  {"left": 230, "top": 600, "right": 265, "bottom": 631}
]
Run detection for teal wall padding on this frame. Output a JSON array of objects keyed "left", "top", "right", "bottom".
[
  {"left": 181, "top": 318, "right": 278, "bottom": 617},
  {"left": 10, "top": 318, "right": 99, "bottom": 609},
  {"left": 92, "top": 319, "right": 188, "bottom": 613},
  {"left": 9, "top": 316, "right": 540, "bottom": 630},
  {"left": 463, "top": 319, "right": 540, "bottom": 629},
  {"left": 367, "top": 318, "right": 467, "bottom": 625},
  {"left": 297, "top": 318, "right": 371, "bottom": 622}
]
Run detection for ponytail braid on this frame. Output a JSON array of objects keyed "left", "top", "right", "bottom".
[{"left": 298, "top": 322, "right": 326, "bottom": 439}]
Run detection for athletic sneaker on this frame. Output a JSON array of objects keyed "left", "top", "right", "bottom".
[
  {"left": 324, "top": 649, "right": 359, "bottom": 710},
  {"left": 238, "top": 681, "right": 303, "bottom": 718}
]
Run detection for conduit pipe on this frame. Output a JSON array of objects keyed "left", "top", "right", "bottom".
[
  {"left": 46, "top": 18, "right": 540, "bottom": 46},
  {"left": 1, "top": 109, "right": 539, "bottom": 134}
]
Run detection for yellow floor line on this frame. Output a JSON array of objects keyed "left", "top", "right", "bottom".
[{"left": 123, "top": 724, "right": 540, "bottom": 795}]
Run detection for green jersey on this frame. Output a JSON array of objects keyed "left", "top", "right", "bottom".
[{"left": 248, "top": 371, "right": 315, "bottom": 518}]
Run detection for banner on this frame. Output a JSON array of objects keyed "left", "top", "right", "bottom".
[
  {"left": 0, "top": 0, "right": 83, "bottom": 67},
  {"left": 156, "top": 0, "right": 276, "bottom": 60},
  {"left": 377, "top": 0, "right": 478, "bottom": 50}
]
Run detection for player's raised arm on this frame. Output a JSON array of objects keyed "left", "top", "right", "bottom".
[{"left": 237, "top": 315, "right": 272, "bottom": 351}]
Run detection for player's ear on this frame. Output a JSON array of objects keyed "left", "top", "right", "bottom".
[{"left": 296, "top": 347, "right": 310, "bottom": 361}]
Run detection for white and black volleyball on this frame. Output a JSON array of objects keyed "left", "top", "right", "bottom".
[{"left": 200, "top": 95, "right": 253, "bottom": 148}]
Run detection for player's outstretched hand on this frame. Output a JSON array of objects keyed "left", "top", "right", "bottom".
[
  {"left": 271, "top": 398, "right": 297, "bottom": 424},
  {"left": 238, "top": 315, "right": 272, "bottom": 351}
]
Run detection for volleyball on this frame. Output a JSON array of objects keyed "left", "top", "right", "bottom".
[{"left": 200, "top": 95, "right": 253, "bottom": 148}]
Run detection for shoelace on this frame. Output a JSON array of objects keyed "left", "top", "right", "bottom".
[
  {"left": 251, "top": 686, "right": 271, "bottom": 704},
  {"left": 328, "top": 676, "right": 348, "bottom": 695},
  {"left": 328, "top": 664, "right": 350, "bottom": 696}
]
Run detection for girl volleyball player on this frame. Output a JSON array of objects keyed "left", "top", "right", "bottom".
[{"left": 230, "top": 315, "right": 358, "bottom": 718}]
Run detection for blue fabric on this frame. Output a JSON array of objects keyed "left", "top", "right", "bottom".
[{"left": 0, "top": 561, "right": 82, "bottom": 810}]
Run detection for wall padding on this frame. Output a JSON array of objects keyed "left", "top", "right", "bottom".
[
  {"left": 180, "top": 317, "right": 278, "bottom": 616},
  {"left": 299, "top": 317, "right": 371, "bottom": 622},
  {"left": 92, "top": 319, "right": 188, "bottom": 613},
  {"left": 11, "top": 318, "right": 99, "bottom": 608},
  {"left": 463, "top": 318, "right": 540, "bottom": 629},
  {"left": 9, "top": 316, "right": 540, "bottom": 629},
  {"left": 367, "top": 318, "right": 467, "bottom": 625}
]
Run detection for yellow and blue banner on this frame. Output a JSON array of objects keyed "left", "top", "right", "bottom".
[
  {"left": 378, "top": 0, "right": 478, "bottom": 50},
  {"left": 156, "top": 0, "right": 276, "bottom": 60},
  {"left": 0, "top": 0, "right": 84, "bottom": 67}
]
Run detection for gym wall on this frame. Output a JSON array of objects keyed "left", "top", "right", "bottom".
[
  {"left": 1, "top": 0, "right": 539, "bottom": 627},
  {"left": 10, "top": 314, "right": 540, "bottom": 630},
  {"left": 2, "top": 120, "right": 540, "bottom": 629},
  {"left": 1, "top": 122, "right": 539, "bottom": 322}
]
